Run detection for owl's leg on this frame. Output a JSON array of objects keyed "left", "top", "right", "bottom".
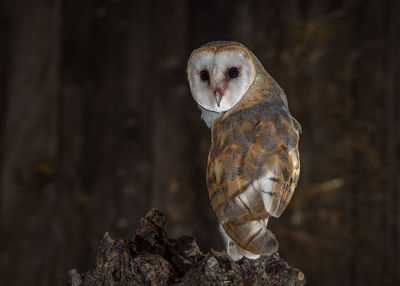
[{"left": 218, "top": 224, "right": 260, "bottom": 261}]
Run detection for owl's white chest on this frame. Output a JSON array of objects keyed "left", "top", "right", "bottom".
[{"left": 199, "top": 105, "right": 224, "bottom": 128}]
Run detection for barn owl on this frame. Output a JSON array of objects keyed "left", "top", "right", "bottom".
[{"left": 187, "top": 41, "right": 301, "bottom": 261}]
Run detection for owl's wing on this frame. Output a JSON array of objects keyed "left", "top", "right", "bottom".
[
  {"left": 234, "top": 112, "right": 300, "bottom": 219},
  {"left": 207, "top": 103, "right": 300, "bottom": 254},
  {"left": 252, "top": 120, "right": 300, "bottom": 218},
  {"left": 208, "top": 112, "right": 300, "bottom": 220}
]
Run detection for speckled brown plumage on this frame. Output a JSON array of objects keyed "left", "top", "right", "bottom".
[
  {"left": 208, "top": 73, "right": 300, "bottom": 254},
  {"left": 188, "top": 41, "right": 301, "bottom": 258}
]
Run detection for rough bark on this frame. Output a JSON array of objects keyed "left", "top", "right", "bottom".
[{"left": 68, "top": 209, "right": 305, "bottom": 286}]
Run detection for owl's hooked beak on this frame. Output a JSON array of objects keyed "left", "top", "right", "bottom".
[
  {"left": 214, "top": 94, "right": 223, "bottom": 107},
  {"left": 212, "top": 81, "right": 227, "bottom": 107}
]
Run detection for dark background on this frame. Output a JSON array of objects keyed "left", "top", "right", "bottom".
[{"left": 1, "top": 0, "right": 399, "bottom": 285}]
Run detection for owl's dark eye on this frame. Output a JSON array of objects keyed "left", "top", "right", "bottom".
[
  {"left": 228, "top": 67, "right": 239, "bottom": 78},
  {"left": 200, "top": 70, "right": 209, "bottom": 81}
]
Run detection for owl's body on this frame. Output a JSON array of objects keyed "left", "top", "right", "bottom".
[{"left": 187, "top": 41, "right": 301, "bottom": 261}]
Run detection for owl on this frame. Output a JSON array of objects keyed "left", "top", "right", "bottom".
[{"left": 187, "top": 41, "right": 301, "bottom": 261}]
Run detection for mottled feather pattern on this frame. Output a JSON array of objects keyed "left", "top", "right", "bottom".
[
  {"left": 206, "top": 69, "right": 300, "bottom": 254},
  {"left": 187, "top": 41, "right": 301, "bottom": 259}
]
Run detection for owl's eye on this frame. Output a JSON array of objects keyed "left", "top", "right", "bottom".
[
  {"left": 228, "top": 67, "right": 239, "bottom": 78},
  {"left": 200, "top": 70, "right": 209, "bottom": 81}
]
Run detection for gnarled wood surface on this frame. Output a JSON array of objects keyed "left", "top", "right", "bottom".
[{"left": 68, "top": 209, "right": 305, "bottom": 286}]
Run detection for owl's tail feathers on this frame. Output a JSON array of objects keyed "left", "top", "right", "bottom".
[{"left": 222, "top": 218, "right": 278, "bottom": 257}]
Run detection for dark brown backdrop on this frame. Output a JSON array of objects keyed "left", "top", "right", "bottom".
[{"left": 1, "top": 0, "right": 399, "bottom": 285}]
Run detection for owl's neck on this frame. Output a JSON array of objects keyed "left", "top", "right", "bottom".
[{"left": 199, "top": 105, "right": 224, "bottom": 128}]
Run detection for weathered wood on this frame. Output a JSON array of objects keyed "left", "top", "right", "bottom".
[
  {"left": 0, "top": 0, "right": 8, "bottom": 220},
  {"left": 1, "top": 1, "right": 62, "bottom": 285},
  {"left": 68, "top": 209, "right": 306, "bottom": 286},
  {"left": 150, "top": 0, "right": 200, "bottom": 239}
]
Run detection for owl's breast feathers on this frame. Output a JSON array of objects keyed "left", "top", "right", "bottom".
[{"left": 206, "top": 75, "right": 301, "bottom": 254}]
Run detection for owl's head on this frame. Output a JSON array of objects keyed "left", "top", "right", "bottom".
[{"left": 187, "top": 41, "right": 256, "bottom": 113}]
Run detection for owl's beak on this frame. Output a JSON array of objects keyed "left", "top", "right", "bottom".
[
  {"left": 212, "top": 81, "right": 227, "bottom": 107},
  {"left": 214, "top": 94, "right": 223, "bottom": 107}
]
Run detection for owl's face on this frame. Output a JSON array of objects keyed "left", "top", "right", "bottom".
[{"left": 187, "top": 45, "right": 256, "bottom": 112}]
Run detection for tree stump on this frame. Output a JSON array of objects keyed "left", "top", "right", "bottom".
[{"left": 68, "top": 209, "right": 305, "bottom": 286}]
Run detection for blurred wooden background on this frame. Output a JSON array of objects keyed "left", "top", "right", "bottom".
[{"left": 1, "top": 0, "right": 399, "bottom": 285}]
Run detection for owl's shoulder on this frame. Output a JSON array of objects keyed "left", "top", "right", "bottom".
[{"left": 209, "top": 92, "right": 300, "bottom": 176}]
